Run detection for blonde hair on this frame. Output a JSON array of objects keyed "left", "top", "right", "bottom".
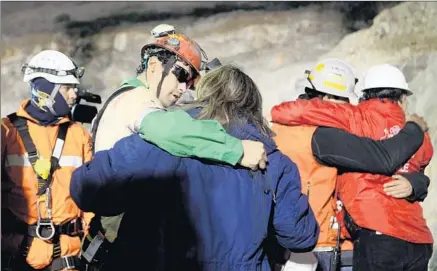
[{"left": 184, "top": 64, "right": 271, "bottom": 137}]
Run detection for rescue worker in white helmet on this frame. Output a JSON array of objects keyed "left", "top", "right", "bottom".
[
  {"left": 270, "top": 59, "right": 432, "bottom": 271},
  {"left": 82, "top": 26, "right": 267, "bottom": 270},
  {"left": 1, "top": 49, "right": 94, "bottom": 271}
]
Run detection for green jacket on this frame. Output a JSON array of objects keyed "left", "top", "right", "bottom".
[
  {"left": 89, "top": 77, "right": 244, "bottom": 246},
  {"left": 138, "top": 109, "right": 244, "bottom": 166}
]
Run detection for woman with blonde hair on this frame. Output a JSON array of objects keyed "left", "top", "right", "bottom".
[
  {"left": 183, "top": 64, "right": 273, "bottom": 136},
  {"left": 70, "top": 64, "right": 319, "bottom": 270}
]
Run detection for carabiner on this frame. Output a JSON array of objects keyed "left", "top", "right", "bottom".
[
  {"left": 45, "top": 188, "right": 53, "bottom": 220},
  {"left": 36, "top": 219, "right": 56, "bottom": 241},
  {"left": 35, "top": 188, "right": 55, "bottom": 241}
]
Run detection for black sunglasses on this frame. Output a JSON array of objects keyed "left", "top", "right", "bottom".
[{"left": 172, "top": 65, "right": 193, "bottom": 86}]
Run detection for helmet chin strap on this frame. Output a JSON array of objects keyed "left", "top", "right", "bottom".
[
  {"left": 45, "top": 84, "right": 62, "bottom": 116},
  {"left": 156, "top": 55, "right": 177, "bottom": 99}
]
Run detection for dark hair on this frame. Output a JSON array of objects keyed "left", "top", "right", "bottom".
[
  {"left": 302, "top": 87, "right": 350, "bottom": 102},
  {"left": 362, "top": 88, "right": 406, "bottom": 102},
  {"left": 136, "top": 49, "right": 176, "bottom": 75},
  {"left": 183, "top": 64, "right": 272, "bottom": 137}
]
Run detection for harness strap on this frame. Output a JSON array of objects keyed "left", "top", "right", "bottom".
[
  {"left": 156, "top": 55, "right": 177, "bottom": 98},
  {"left": 53, "top": 242, "right": 61, "bottom": 259},
  {"left": 49, "top": 255, "right": 82, "bottom": 271},
  {"left": 329, "top": 178, "right": 343, "bottom": 270},
  {"left": 81, "top": 230, "right": 110, "bottom": 265},
  {"left": 80, "top": 215, "right": 111, "bottom": 266},
  {"left": 5, "top": 252, "right": 81, "bottom": 271},
  {"left": 2, "top": 209, "right": 84, "bottom": 252},
  {"left": 7, "top": 113, "right": 69, "bottom": 196},
  {"left": 26, "top": 219, "right": 84, "bottom": 238},
  {"left": 7, "top": 114, "right": 38, "bottom": 165},
  {"left": 3, "top": 218, "right": 83, "bottom": 271},
  {"left": 90, "top": 78, "right": 147, "bottom": 154},
  {"left": 39, "top": 123, "right": 68, "bottom": 195},
  {"left": 2, "top": 208, "right": 83, "bottom": 239},
  {"left": 18, "top": 235, "right": 33, "bottom": 259}
]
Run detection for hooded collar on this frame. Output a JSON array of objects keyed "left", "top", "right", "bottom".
[
  {"left": 17, "top": 99, "right": 70, "bottom": 126},
  {"left": 186, "top": 107, "right": 277, "bottom": 155}
]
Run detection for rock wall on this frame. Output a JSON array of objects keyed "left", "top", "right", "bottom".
[
  {"left": 321, "top": 3, "right": 437, "bottom": 268},
  {"left": 1, "top": 1, "right": 436, "bottom": 269}
]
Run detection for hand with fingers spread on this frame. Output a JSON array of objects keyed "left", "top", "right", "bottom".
[
  {"left": 405, "top": 113, "right": 429, "bottom": 132},
  {"left": 383, "top": 175, "right": 413, "bottom": 199},
  {"left": 239, "top": 140, "right": 268, "bottom": 171}
]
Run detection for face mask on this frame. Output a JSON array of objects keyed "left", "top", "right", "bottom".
[{"left": 30, "top": 77, "right": 70, "bottom": 117}]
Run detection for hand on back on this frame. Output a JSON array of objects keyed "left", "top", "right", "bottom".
[{"left": 240, "top": 140, "right": 268, "bottom": 171}]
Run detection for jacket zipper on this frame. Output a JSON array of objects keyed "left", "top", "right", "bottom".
[
  {"left": 251, "top": 171, "right": 258, "bottom": 245},
  {"left": 307, "top": 182, "right": 311, "bottom": 199},
  {"left": 261, "top": 173, "right": 265, "bottom": 230}
]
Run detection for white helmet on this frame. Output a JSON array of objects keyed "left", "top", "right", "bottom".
[
  {"left": 361, "top": 64, "right": 412, "bottom": 96},
  {"left": 304, "top": 58, "right": 358, "bottom": 100},
  {"left": 151, "top": 24, "right": 176, "bottom": 38},
  {"left": 22, "top": 50, "right": 83, "bottom": 84}
]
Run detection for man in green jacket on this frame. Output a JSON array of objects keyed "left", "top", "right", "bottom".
[{"left": 83, "top": 28, "right": 267, "bottom": 270}]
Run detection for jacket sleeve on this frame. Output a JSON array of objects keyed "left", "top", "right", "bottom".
[
  {"left": 418, "top": 133, "right": 434, "bottom": 171},
  {"left": 1, "top": 118, "right": 9, "bottom": 164},
  {"left": 270, "top": 99, "right": 354, "bottom": 130},
  {"left": 312, "top": 122, "right": 424, "bottom": 175},
  {"left": 402, "top": 132, "right": 433, "bottom": 202},
  {"left": 403, "top": 172, "right": 430, "bottom": 202},
  {"left": 273, "top": 156, "right": 319, "bottom": 251},
  {"left": 1, "top": 119, "right": 10, "bottom": 198},
  {"left": 78, "top": 125, "right": 95, "bottom": 234},
  {"left": 70, "top": 134, "right": 182, "bottom": 216},
  {"left": 82, "top": 126, "right": 93, "bottom": 164},
  {"left": 137, "top": 110, "right": 243, "bottom": 166}
]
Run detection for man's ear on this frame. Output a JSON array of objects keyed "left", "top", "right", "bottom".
[
  {"left": 401, "top": 94, "right": 407, "bottom": 103},
  {"left": 148, "top": 57, "right": 159, "bottom": 73}
]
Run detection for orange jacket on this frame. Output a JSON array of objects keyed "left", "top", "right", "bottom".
[
  {"left": 271, "top": 124, "right": 338, "bottom": 249},
  {"left": 271, "top": 98, "right": 433, "bottom": 244},
  {"left": 271, "top": 119, "right": 353, "bottom": 251},
  {"left": 1, "top": 100, "right": 95, "bottom": 269}
]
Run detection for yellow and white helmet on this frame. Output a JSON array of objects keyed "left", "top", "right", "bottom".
[{"left": 304, "top": 58, "right": 358, "bottom": 100}]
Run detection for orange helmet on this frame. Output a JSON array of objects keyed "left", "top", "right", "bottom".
[{"left": 141, "top": 33, "right": 202, "bottom": 75}]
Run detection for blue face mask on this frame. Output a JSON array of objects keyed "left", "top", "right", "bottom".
[{"left": 29, "top": 77, "right": 71, "bottom": 119}]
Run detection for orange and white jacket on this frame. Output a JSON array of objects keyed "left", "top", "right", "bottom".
[{"left": 1, "top": 100, "right": 94, "bottom": 270}]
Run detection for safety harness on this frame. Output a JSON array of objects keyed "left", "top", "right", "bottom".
[
  {"left": 330, "top": 183, "right": 342, "bottom": 271},
  {"left": 84, "top": 77, "right": 151, "bottom": 268},
  {"left": 90, "top": 52, "right": 177, "bottom": 154},
  {"left": 84, "top": 52, "right": 178, "bottom": 269},
  {"left": 330, "top": 180, "right": 354, "bottom": 270},
  {"left": 3, "top": 113, "right": 83, "bottom": 271},
  {"left": 90, "top": 77, "right": 148, "bottom": 153}
]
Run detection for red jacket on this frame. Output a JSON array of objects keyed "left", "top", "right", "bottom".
[{"left": 271, "top": 98, "right": 433, "bottom": 244}]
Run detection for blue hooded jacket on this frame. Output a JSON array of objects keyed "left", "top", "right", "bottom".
[{"left": 70, "top": 111, "right": 319, "bottom": 271}]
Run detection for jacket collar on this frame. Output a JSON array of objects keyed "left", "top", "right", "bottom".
[{"left": 16, "top": 99, "right": 70, "bottom": 126}]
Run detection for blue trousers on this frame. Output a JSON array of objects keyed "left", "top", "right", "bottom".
[{"left": 314, "top": 250, "right": 353, "bottom": 271}]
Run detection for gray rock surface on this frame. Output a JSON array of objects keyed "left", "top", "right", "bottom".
[
  {"left": 314, "top": 3, "right": 437, "bottom": 268},
  {"left": 1, "top": 1, "right": 436, "bottom": 269}
]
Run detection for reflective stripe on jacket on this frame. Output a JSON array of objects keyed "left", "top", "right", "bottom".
[{"left": 1, "top": 100, "right": 94, "bottom": 269}]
